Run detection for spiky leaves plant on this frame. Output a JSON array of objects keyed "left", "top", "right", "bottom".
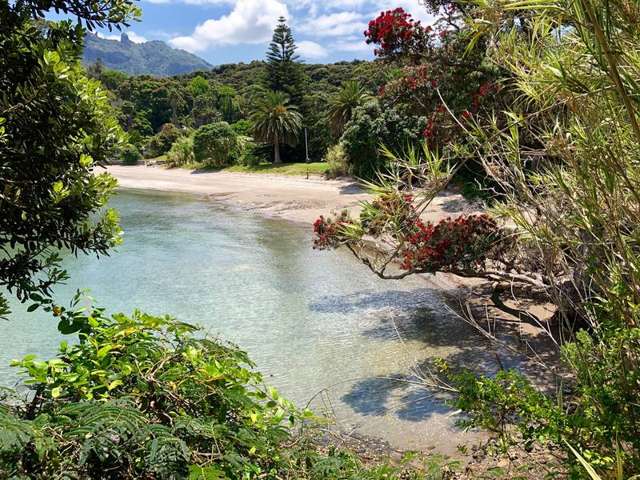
[{"left": 250, "top": 91, "right": 302, "bottom": 164}]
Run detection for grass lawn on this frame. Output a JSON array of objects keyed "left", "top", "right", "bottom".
[
  {"left": 222, "top": 162, "right": 330, "bottom": 176},
  {"left": 138, "top": 158, "right": 331, "bottom": 176}
]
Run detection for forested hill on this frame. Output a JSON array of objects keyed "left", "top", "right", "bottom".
[{"left": 83, "top": 32, "right": 212, "bottom": 76}]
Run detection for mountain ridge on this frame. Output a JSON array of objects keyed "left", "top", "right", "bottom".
[{"left": 83, "top": 32, "right": 212, "bottom": 77}]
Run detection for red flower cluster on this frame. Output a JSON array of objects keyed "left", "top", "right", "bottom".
[
  {"left": 400, "top": 214, "right": 499, "bottom": 272},
  {"left": 312, "top": 212, "right": 352, "bottom": 250},
  {"left": 470, "top": 82, "right": 497, "bottom": 113},
  {"left": 364, "top": 8, "right": 427, "bottom": 57}
]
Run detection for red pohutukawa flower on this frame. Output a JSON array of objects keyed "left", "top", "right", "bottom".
[
  {"left": 313, "top": 212, "right": 352, "bottom": 250},
  {"left": 400, "top": 214, "right": 499, "bottom": 272},
  {"left": 364, "top": 8, "right": 430, "bottom": 59}
]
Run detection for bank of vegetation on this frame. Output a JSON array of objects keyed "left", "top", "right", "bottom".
[{"left": 1, "top": 0, "right": 639, "bottom": 477}]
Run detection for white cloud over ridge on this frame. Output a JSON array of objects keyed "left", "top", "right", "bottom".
[{"left": 170, "top": 0, "right": 288, "bottom": 52}]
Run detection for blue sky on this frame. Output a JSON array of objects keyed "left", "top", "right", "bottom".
[{"left": 96, "top": 0, "right": 435, "bottom": 65}]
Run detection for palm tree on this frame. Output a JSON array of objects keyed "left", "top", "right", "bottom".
[
  {"left": 327, "top": 80, "right": 372, "bottom": 137},
  {"left": 250, "top": 91, "right": 302, "bottom": 164}
]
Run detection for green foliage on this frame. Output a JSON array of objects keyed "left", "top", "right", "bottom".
[
  {"left": 167, "top": 135, "right": 195, "bottom": 168},
  {"left": 0, "top": 3, "right": 127, "bottom": 320},
  {"left": 328, "top": 80, "right": 372, "bottom": 137},
  {"left": 190, "top": 75, "right": 210, "bottom": 97},
  {"left": 231, "top": 119, "right": 253, "bottom": 136},
  {"left": 121, "top": 144, "right": 142, "bottom": 165},
  {"left": 89, "top": 59, "right": 385, "bottom": 166},
  {"left": 340, "top": 101, "right": 427, "bottom": 180},
  {"left": 2, "top": 301, "right": 302, "bottom": 478},
  {"left": 145, "top": 123, "right": 183, "bottom": 158},
  {"left": 193, "top": 122, "right": 245, "bottom": 167},
  {"left": 323, "top": 143, "right": 349, "bottom": 178}
]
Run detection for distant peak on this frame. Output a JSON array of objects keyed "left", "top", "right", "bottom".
[{"left": 121, "top": 32, "right": 132, "bottom": 45}]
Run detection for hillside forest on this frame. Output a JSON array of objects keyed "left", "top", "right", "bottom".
[{"left": 88, "top": 14, "right": 496, "bottom": 185}]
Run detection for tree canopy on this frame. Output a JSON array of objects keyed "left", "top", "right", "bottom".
[{"left": 0, "top": 0, "right": 135, "bottom": 319}]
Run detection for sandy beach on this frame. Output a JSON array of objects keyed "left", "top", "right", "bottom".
[{"left": 107, "top": 165, "right": 477, "bottom": 225}]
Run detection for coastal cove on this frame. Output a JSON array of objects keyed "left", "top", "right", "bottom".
[{"left": 1, "top": 188, "right": 490, "bottom": 455}]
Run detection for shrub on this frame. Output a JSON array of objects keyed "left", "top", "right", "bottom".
[
  {"left": 340, "top": 101, "right": 426, "bottom": 180},
  {"left": 193, "top": 121, "right": 243, "bottom": 167},
  {"left": 323, "top": 143, "right": 349, "bottom": 178},
  {"left": 120, "top": 144, "right": 141, "bottom": 165},
  {"left": 231, "top": 119, "right": 253, "bottom": 136},
  {"left": 236, "top": 137, "right": 265, "bottom": 167},
  {"left": 166, "top": 135, "right": 195, "bottom": 167},
  {"left": 144, "top": 123, "right": 181, "bottom": 159},
  {"left": 1, "top": 299, "right": 302, "bottom": 478}
]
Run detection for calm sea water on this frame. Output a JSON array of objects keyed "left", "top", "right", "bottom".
[{"left": 1, "top": 189, "right": 495, "bottom": 452}]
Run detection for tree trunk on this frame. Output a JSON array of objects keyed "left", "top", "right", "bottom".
[{"left": 274, "top": 140, "right": 282, "bottom": 164}]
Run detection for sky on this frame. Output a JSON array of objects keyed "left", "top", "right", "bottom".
[{"left": 95, "top": 0, "right": 435, "bottom": 65}]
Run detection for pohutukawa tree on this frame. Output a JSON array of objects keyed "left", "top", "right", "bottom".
[
  {"left": 364, "top": 6, "right": 501, "bottom": 149},
  {"left": 250, "top": 91, "right": 302, "bottom": 165}
]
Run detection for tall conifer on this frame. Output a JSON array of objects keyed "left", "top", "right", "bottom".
[{"left": 265, "top": 17, "right": 307, "bottom": 107}]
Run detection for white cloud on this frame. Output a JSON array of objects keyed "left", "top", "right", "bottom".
[
  {"left": 332, "top": 37, "right": 374, "bottom": 53},
  {"left": 98, "top": 31, "right": 147, "bottom": 43},
  {"left": 299, "top": 11, "right": 367, "bottom": 38},
  {"left": 169, "top": 0, "right": 288, "bottom": 52},
  {"left": 297, "top": 40, "right": 329, "bottom": 59},
  {"left": 126, "top": 31, "right": 148, "bottom": 43}
]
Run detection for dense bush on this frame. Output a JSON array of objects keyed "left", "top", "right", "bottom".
[
  {"left": 1, "top": 301, "right": 301, "bottom": 478},
  {"left": 144, "top": 123, "right": 182, "bottom": 159},
  {"left": 120, "top": 144, "right": 142, "bottom": 165},
  {"left": 166, "top": 135, "right": 195, "bottom": 167},
  {"left": 340, "top": 101, "right": 426, "bottom": 180},
  {"left": 323, "top": 143, "right": 349, "bottom": 178},
  {"left": 193, "top": 122, "right": 244, "bottom": 167}
]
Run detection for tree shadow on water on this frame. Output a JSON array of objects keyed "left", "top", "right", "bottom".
[
  {"left": 309, "top": 289, "right": 443, "bottom": 315},
  {"left": 340, "top": 374, "right": 454, "bottom": 422}
]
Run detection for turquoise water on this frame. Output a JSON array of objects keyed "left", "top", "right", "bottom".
[{"left": 1, "top": 189, "right": 493, "bottom": 451}]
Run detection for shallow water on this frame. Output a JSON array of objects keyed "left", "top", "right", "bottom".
[{"left": 0, "top": 189, "right": 496, "bottom": 452}]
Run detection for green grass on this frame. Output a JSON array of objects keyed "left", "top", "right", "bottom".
[
  {"left": 222, "top": 162, "right": 330, "bottom": 176},
  {"left": 140, "top": 158, "right": 331, "bottom": 176}
]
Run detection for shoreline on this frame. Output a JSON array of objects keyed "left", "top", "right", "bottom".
[
  {"left": 107, "top": 164, "right": 482, "bottom": 294},
  {"left": 106, "top": 164, "right": 478, "bottom": 227},
  {"left": 106, "top": 165, "right": 371, "bottom": 225}
]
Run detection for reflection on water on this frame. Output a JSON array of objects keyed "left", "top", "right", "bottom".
[{"left": 0, "top": 189, "right": 493, "bottom": 453}]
